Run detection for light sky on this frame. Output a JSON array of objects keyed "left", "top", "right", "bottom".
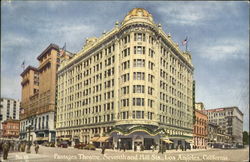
[{"left": 1, "top": 1, "right": 249, "bottom": 131}]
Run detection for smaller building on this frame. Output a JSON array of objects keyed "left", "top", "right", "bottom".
[
  {"left": 195, "top": 102, "right": 205, "bottom": 111},
  {"left": 203, "top": 106, "right": 243, "bottom": 146},
  {"left": 207, "top": 123, "right": 230, "bottom": 148},
  {"left": 0, "top": 98, "right": 20, "bottom": 137},
  {"left": 193, "top": 109, "right": 208, "bottom": 149},
  {"left": 2, "top": 119, "right": 20, "bottom": 139}
]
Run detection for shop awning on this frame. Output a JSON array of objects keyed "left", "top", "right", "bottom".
[
  {"left": 61, "top": 137, "right": 70, "bottom": 141},
  {"left": 97, "top": 137, "right": 110, "bottom": 142},
  {"left": 163, "top": 139, "right": 173, "bottom": 144},
  {"left": 90, "top": 137, "right": 100, "bottom": 142},
  {"left": 185, "top": 140, "right": 193, "bottom": 143},
  {"left": 36, "top": 137, "right": 49, "bottom": 141}
]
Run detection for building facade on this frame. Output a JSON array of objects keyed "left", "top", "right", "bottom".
[
  {"left": 203, "top": 107, "right": 243, "bottom": 146},
  {"left": 2, "top": 119, "right": 20, "bottom": 139},
  {"left": 195, "top": 102, "right": 204, "bottom": 111},
  {"left": 56, "top": 8, "right": 194, "bottom": 150},
  {"left": 207, "top": 123, "right": 230, "bottom": 148},
  {"left": 193, "top": 109, "right": 208, "bottom": 149},
  {"left": 0, "top": 98, "right": 20, "bottom": 137},
  {"left": 20, "top": 44, "right": 73, "bottom": 143}
]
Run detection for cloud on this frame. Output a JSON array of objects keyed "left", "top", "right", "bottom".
[
  {"left": 1, "top": 33, "right": 31, "bottom": 49},
  {"left": 1, "top": 75, "right": 22, "bottom": 101},
  {"left": 197, "top": 39, "right": 249, "bottom": 61},
  {"left": 155, "top": 2, "right": 243, "bottom": 26}
]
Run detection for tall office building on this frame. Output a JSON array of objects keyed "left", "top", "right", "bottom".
[
  {"left": 56, "top": 8, "right": 194, "bottom": 149},
  {"left": 0, "top": 98, "right": 20, "bottom": 137},
  {"left": 203, "top": 106, "right": 243, "bottom": 145},
  {"left": 20, "top": 44, "right": 73, "bottom": 142}
]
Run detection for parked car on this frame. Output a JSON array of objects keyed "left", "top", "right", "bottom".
[
  {"left": 57, "top": 141, "right": 68, "bottom": 148},
  {"left": 43, "top": 141, "right": 50, "bottom": 147},
  {"left": 50, "top": 142, "right": 55, "bottom": 147},
  {"left": 74, "top": 142, "right": 86, "bottom": 149},
  {"left": 84, "top": 144, "right": 96, "bottom": 150}
]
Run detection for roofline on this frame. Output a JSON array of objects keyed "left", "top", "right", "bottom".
[
  {"left": 195, "top": 109, "right": 208, "bottom": 116},
  {"left": 203, "top": 106, "right": 243, "bottom": 116},
  {"left": 2, "top": 119, "right": 20, "bottom": 123},
  {"left": 37, "top": 43, "right": 60, "bottom": 61},
  {"left": 0, "top": 97, "right": 20, "bottom": 102},
  {"left": 20, "top": 65, "right": 38, "bottom": 77}
]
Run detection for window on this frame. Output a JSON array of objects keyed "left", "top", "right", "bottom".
[
  {"left": 148, "top": 99, "right": 153, "bottom": 108},
  {"left": 133, "top": 72, "right": 145, "bottom": 80},
  {"left": 133, "top": 98, "right": 145, "bottom": 106},
  {"left": 148, "top": 87, "right": 154, "bottom": 95},
  {"left": 122, "top": 60, "right": 130, "bottom": 70},
  {"left": 121, "top": 86, "right": 129, "bottom": 95},
  {"left": 122, "top": 48, "right": 130, "bottom": 58},
  {"left": 148, "top": 61, "right": 154, "bottom": 70},
  {"left": 121, "top": 73, "right": 130, "bottom": 82},
  {"left": 134, "top": 33, "right": 145, "bottom": 41},
  {"left": 121, "top": 99, "right": 129, "bottom": 107},
  {"left": 149, "top": 48, "right": 154, "bottom": 58},
  {"left": 123, "top": 35, "right": 130, "bottom": 44},
  {"left": 148, "top": 74, "right": 154, "bottom": 83},
  {"left": 133, "top": 59, "right": 145, "bottom": 67},
  {"left": 134, "top": 46, "right": 145, "bottom": 54},
  {"left": 133, "top": 85, "right": 145, "bottom": 93}
]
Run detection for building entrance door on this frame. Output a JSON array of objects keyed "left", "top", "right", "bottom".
[{"left": 144, "top": 138, "right": 154, "bottom": 150}]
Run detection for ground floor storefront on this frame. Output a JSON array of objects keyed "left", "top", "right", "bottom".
[
  {"left": 109, "top": 125, "right": 193, "bottom": 151},
  {"left": 19, "top": 130, "right": 56, "bottom": 144}
]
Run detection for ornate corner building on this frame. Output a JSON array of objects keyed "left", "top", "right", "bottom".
[{"left": 56, "top": 8, "right": 194, "bottom": 150}]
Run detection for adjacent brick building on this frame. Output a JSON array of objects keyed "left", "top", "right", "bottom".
[{"left": 2, "top": 119, "right": 20, "bottom": 138}]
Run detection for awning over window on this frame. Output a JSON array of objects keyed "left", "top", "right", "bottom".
[
  {"left": 36, "top": 137, "right": 49, "bottom": 141},
  {"left": 163, "top": 139, "right": 173, "bottom": 144},
  {"left": 185, "top": 140, "right": 193, "bottom": 143},
  {"left": 97, "top": 137, "right": 110, "bottom": 142},
  {"left": 61, "top": 137, "right": 70, "bottom": 141},
  {"left": 90, "top": 137, "right": 100, "bottom": 142}
]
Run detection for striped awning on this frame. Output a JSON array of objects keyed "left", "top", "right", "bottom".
[
  {"left": 97, "top": 137, "right": 110, "bottom": 142},
  {"left": 185, "top": 139, "right": 193, "bottom": 143},
  {"left": 90, "top": 137, "right": 100, "bottom": 142},
  {"left": 163, "top": 139, "right": 173, "bottom": 144},
  {"left": 36, "top": 137, "right": 49, "bottom": 141}
]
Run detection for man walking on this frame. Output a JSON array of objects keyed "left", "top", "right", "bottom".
[
  {"left": 35, "top": 143, "right": 39, "bottom": 154},
  {"left": 2, "top": 142, "right": 10, "bottom": 160}
]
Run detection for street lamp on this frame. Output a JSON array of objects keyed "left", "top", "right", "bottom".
[
  {"left": 26, "top": 123, "right": 33, "bottom": 153},
  {"left": 159, "top": 130, "right": 165, "bottom": 154},
  {"left": 117, "top": 132, "right": 122, "bottom": 150},
  {"left": 118, "top": 138, "right": 121, "bottom": 151}
]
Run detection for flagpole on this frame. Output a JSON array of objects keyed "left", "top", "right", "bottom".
[{"left": 186, "top": 36, "right": 188, "bottom": 52}]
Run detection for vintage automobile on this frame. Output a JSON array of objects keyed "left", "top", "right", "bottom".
[
  {"left": 57, "top": 141, "right": 68, "bottom": 148},
  {"left": 74, "top": 142, "right": 87, "bottom": 149}
]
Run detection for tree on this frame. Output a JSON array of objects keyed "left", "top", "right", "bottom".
[{"left": 243, "top": 131, "right": 249, "bottom": 145}]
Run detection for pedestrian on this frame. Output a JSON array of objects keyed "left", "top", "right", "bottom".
[
  {"left": 0, "top": 141, "right": 3, "bottom": 158},
  {"left": 151, "top": 144, "right": 154, "bottom": 152},
  {"left": 101, "top": 144, "right": 106, "bottom": 154},
  {"left": 158, "top": 145, "right": 161, "bottom": 153},
  {"left": 134, "top": 144, "right": 137, "bottom": 152},
  {"left": 35, "top": 143, "right": 39, "bottom": 154},
  {"left": 123, "top": 143, "right": 126, "bottom": 152},
  {"left": 2, "top": 142, "right": 10, "bottom": 160}
]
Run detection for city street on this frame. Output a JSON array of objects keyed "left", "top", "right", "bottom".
[{"left": 2, "top": 145, "right": 249, "bottom": 162}]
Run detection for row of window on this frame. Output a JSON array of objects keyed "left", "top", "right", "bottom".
[
  {"left": 120, "top": 98, "right": 155, "bottom": 108},
  {"left": 59, "top": 114, "right": 114, "bottom": 127},
  {"left": 121, "top": 33, "right": 155, "bottom": 44}
]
